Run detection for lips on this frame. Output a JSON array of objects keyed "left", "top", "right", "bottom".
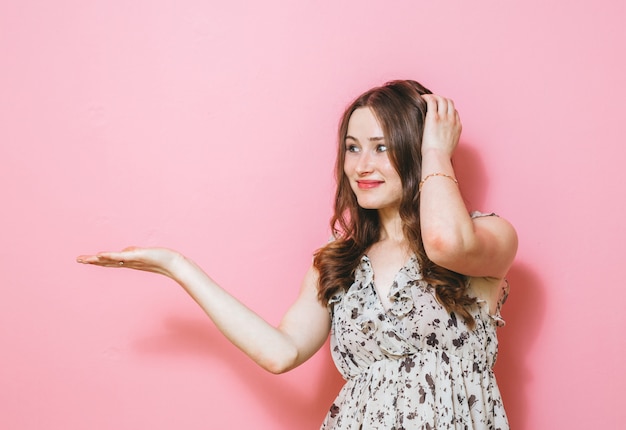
[{"left": 356, "top": 180, "right": 384, "bottom": 190}]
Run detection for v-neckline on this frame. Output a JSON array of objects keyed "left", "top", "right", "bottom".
[{"left": 362, "top": 254, "right": 414, "bottom": 313}]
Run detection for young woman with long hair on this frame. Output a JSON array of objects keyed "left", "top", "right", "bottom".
[{"left": 78, "top": 79, "right": 517, "bottom": 429}]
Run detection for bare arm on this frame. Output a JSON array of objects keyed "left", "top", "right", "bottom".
[
  {"left": 419, "top": 95, "right": 518, "bottom": 279},
  {"left": 76, "top": 247, "right": 330, "bottom": 374}
]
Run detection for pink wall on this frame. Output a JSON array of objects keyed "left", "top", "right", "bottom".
[{"left": 1, "top": 1, "right": 624, "bottom": 428}]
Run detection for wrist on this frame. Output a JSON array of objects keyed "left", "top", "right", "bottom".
[
  {"left": 420, "top": 148, "right": 455, "bottom": 181},
  {"left": 163, "top": 250, "right": 190, "bottom": 281},
  {"left": 419, "top": 172, "right": 458, "bottom": 192},
  {"left": 421, "top": 147, "right": 453, "bottom": 160}
]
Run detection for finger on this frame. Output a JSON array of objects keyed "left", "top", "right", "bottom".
[
  {"left": 422, "top": 94, "right": 439, "bottom": 117},
  {"left": 76, "top": 256, "right": 124, "bottom": 268},
  {"left": 98, "top": 248, "right": 138, "bottom": 259},
  {"left": 76, "top": 254, "right": 98, "bottom": 264},
  {"left": 426, "top": 95, "right": 456, "bottom": 117},
  {"left": 447, "top": 98, "right": 456, "bottom": 116},
  {"left": 436, "top": 96, "right": 448, "bottom": 116},
  {"left": 77, "top": 251, "right": 126, "bottom": 266}
]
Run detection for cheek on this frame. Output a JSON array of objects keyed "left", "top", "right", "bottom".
[
  {"left": 386, "top": 167, "right": 404, "bottom": 191},
  {"left": 343, "top": 157, "right": 353, "bottom": 175},
  {"left": 382, "top": 160, "right": 399, "bottom": 178},
  {"left": 342, "top": 163, "right": 353, "bottom": 188},
  {"left": 381, "top": 153, "right": 396, "bottom": 171}
]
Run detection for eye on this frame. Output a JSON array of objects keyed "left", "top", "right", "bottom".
[
  {"left": 376, "top": 144, "right": 388, "bottom": 152},
  {"left": 345, "top": 144, "right": 359, "bottom": 153}
]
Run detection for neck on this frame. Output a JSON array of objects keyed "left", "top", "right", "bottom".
[{"left": 377, "top": 207, "right": 405, "bottom": 243}]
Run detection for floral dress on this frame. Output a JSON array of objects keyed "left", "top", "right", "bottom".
[{"left": 320, "top": 253, "right": 510, "bottom": 430}]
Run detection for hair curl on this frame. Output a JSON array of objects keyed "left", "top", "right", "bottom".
[{"left": 313, "top": 79, "right": 477, "bottom": 328}]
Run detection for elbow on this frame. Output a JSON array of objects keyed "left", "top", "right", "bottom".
[
  {"left": 422, "top": 230, "right": 465, "bottom": 268},
  {"left": 264, "top": 361, "right": 292, "bottom": 375},
  {"left": 260, "top": 345, "right": 299, "bottom": 375},
  {"left": 265, "top": 364, "right": 291, "bottom": 375}
]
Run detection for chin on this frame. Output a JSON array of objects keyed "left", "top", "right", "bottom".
[{"left": 356, "top": 199, "right": 381, "bottom": 210}]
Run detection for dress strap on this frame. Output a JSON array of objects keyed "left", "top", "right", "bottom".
[
  {"left": 489, "top": 279, "right": 510, "bottom": 327},
  {"left": 470, "top": 210, "right": 498, "bottom": 219}
]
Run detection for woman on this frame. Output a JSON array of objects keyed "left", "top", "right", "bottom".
[{"left": 77, "top": 80, "right": 517, "bottom": 429}]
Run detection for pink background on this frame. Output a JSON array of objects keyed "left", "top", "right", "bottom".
[{"left": 1, "top": 1, "right": 624, "bottom": 428}]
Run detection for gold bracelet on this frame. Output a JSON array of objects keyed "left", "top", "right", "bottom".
[{"left": 419, "top": 172, "right": 458, "bottom": 191}]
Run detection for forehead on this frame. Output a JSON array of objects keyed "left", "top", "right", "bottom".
[{"left": 346, "top": 107, "right": 384, "bottom": 138}]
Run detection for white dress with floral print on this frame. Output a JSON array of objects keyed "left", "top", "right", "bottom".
[{"left": 320, "top": 253, "right": 509, "bottom": 430}]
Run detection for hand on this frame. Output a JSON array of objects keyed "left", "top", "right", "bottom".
[
  {"left": 421, "top": 94, "right": 462, "bottom": 158},
  {"left": 76, "top": 246, "right": 183, "bottom": 279}
]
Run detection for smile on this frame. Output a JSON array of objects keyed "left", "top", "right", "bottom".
[{"left": 356, "top": 180, "right": 384, "bottom": 190}]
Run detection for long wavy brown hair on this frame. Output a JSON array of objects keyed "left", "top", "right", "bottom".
[{"left": 313, "top": 79, "right": 477, "bottom": 328}]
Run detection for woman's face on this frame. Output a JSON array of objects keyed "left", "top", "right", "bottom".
[{"left": 343, "top": 107, "right": 403, "bottom": 213}]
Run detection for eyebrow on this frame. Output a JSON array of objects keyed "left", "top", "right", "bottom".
[{"left": 345, "top": 135, "right": 385, "bottom": 142}]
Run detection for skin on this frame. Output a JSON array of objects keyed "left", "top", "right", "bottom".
[{"left": 77, "top": 94, "right": 517, "bottom": 373}]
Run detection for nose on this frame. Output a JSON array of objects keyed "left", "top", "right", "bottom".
[{"left": 355, "top": 151, "right": 374, "bottom": 175}]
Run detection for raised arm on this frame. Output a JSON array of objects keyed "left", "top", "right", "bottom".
[
  {"left": 76, "top": 247, "right": 331, "bottom": 374},
  {"left": 419, "top": 95, "right": 517, "bottom": 279}
]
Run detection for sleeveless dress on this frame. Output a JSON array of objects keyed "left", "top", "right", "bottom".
[{"left": 320, "top": 253, "right": 510, "bottom": 430}]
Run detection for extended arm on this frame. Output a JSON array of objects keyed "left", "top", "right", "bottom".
[{"left": 77, "top": 248, "right": 330, "bottom": 374}]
